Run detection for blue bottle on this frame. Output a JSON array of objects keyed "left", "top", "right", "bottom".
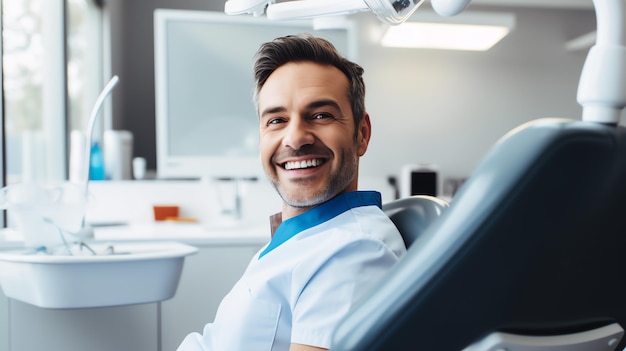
[{"left": 89, "top": 142, "right": 106, "bottom": 180}]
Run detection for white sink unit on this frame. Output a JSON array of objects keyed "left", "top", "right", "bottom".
[{"left": 0, "top": 241, "right": 198, "bottom": 309}]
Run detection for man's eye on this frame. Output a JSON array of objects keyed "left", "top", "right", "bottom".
[
  {"left": 312, "top": 113, "right": 332, "bottom": 120},
  {"left": 267, "top": 118, "right": 286, "bottom": 125}
]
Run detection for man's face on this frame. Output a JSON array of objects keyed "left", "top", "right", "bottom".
[{"left": 258, "top": 61, "right": 370, "bottom": 218}]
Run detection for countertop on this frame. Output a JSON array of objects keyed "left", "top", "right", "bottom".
[
  {"left": 94, "top": 222, "right": 269, "bottom": 245},
  {"left": 0, "top": 221, "right": 270, "bottom": 249}
]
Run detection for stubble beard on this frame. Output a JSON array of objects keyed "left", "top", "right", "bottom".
[{"left": 267, "top": 149, "right": 357, "bottom": 209}]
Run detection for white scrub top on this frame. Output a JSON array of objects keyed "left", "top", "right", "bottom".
[{"left": 178, "top": 191, "right": 406, "bottom": 351}]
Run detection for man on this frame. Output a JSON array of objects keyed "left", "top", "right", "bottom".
[{"left": 178, "top": 33, "right": 406, "bottom": 351}]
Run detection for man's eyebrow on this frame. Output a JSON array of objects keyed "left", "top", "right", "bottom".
[
  {"left": 260, "top": 99, "right": 342, "bottom": 118},
  {"left": 260, "top": 106, "right": 287, "bottom": 119},
  {"left": 307, "top": 99, "right": 341, "bottom": 111}
]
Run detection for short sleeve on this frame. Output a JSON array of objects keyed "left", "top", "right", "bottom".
[{"left": 290, "top": 239, "right": 399, "bottom": 348}]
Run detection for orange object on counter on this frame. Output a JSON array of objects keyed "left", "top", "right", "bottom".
[
  {"left": 153, "top": 205, "right": 179, "bottom": 221},
  {"left": 164, "top": 216, "right": 198, "bottom": 223}
]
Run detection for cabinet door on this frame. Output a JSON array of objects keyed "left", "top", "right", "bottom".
[
  {"left": 160, "top": 244, "right": 262, "bottom": 350},
  {"left": 9, "top": 300, "right": 158, "bottom": 351},
  {"left": 0, "top": 288, "right": 8, "bottom": 351}
]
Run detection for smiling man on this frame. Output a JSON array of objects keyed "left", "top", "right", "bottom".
[
  {"left": 178, "top": 33, "right": 406, "bottom": 351},
  {"left": 259, "top": 60, "right": 367, "bottom": 218}
]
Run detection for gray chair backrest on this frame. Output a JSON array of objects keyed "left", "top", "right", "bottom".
[
  {"left": 382, "top": 195, "right": 449, "bottom": 248},
  {"left": 332, "top": 118, "right": 626, "bottom": 350}
]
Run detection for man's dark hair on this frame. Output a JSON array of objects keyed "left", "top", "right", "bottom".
[{"left": 253, "top": 33, "right": 366, "bottom": 132}]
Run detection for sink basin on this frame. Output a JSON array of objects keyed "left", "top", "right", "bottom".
[{"left": 0, "top": 241, "right": 197, "bottom": 309}]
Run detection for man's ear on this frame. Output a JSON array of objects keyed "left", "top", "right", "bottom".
[{"left": 357, "top": 113, "right": 372, "bottom": 157}]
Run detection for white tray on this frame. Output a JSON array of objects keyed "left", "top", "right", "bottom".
[{"left": 0, "top": 241, "right": 197, "bottom": 309}]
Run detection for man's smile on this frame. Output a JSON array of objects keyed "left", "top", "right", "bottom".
[{"left": 282, "top": 158, "right": 326, "bottom": 170}]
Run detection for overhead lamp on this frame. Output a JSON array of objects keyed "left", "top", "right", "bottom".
[
  {"left": 380, "top": 10, "right": 515, "bottom": 51},
  {"left": 225, "top": 0, "right": 428, "bottom": 25}
]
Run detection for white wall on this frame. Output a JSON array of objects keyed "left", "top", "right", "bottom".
[{"left": 354, "top": 7, "right": 605, "bottom": 186}]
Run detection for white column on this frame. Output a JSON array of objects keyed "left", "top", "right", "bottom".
[{"left": 41, "top": 0, "right": 67, "bottom": 183}]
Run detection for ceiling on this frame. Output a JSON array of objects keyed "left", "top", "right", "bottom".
[
  {"left": 464, "top": 0, "right": 596, "bottom": 50},
  {"left": 466, "top": 0, "right": 593, "bottom": 9}
]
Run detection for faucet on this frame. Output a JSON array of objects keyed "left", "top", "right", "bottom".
[{"left": 218, "top": 177, "right": 258, "bottom": 221}]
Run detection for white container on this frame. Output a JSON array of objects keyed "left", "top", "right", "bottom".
[
  {"left": 104, "top": 130, "right": 134, "bottom": 180},
  {"left": 0, "top": 241, "right": 197, "bottom": 309},
  {"left": 0, "top": 183, "right": 87, "bottom": 248}
]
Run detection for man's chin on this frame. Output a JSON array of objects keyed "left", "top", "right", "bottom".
[{"left": 279, "top": 189, "right": 332, "bottom": 209}]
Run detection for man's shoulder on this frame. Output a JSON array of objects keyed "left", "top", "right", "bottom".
[{"left": 316, "top": 205, "right": 406, "bottom": 254}]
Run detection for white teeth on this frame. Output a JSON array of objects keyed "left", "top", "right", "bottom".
[{"left": 284, "top": 159, "right": 322, "bottom": 170}]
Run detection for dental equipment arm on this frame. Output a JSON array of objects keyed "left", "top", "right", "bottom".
[
  {"left": 266, "top": 0, "right": 369, "bottom": 21},
  {"left": 430, "top": 0, "right": 471, "bottom": 16},
  {"left": 224, "top": 0, "right": 268, "bottom": 16},
  {"left": 225, "top": 0, "right": 426, "bottom": 25},
  {"left": 224, "top": 0, "right": 468, "bottom": 23},
  {"left": 577, "top": 0, "right": 626, "bottom": 124},
  {"left": 223, "top": 0, "right": 473, "bottom": 23}
]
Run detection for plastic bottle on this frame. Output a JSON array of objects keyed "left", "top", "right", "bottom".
[{"left": 89, "top": 142, "right": 106, "bottom": 180}]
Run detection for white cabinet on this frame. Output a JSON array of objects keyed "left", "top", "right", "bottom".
[
  {"left": 0, "top": 288, "right": 8, "bottom": 351},
  {"left": 160, "top": 243, "right": 262, "bottom": 350},
  {"left": 9, "top": 301, "right": 158, "bottom": 351}
]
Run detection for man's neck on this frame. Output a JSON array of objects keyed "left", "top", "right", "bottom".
[
  {"left": 281, "top": 205, "right": 314, "bottom": 222},
  {"left": 280, "top": 185, "right": 360, "bottom": 221},
  {"left": 268, "top": 212, "right": 281, "bottom": 237}
]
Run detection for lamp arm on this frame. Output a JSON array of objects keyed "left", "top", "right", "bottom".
[
  {"left": 577, "top": 0, "right": 626, "bottom": 124},
  {"left": 430, "top": 0, "right": 472, "bottom": 17},
  {"left": 433, "top": 0, "right": 624, "bottom": 125}
]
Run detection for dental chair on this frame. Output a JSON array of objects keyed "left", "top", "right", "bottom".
[
  {"left": 382, "top": 195, "right": 449, "bottom": 248},
  {"left": 330, "top": 0, "right": 626, "bottom": 349},
  {"left": 333, "top": 118, "right": 626, "bottom": 350}
]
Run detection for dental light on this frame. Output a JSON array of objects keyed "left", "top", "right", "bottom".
[
  {"left": 223, "top": 0, "right": 471, "bottom": 24},
  {"left": 225, "top": 0, "right": 426, "bottom": 25}
]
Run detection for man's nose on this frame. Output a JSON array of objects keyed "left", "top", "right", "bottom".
[{"left": 283, "top": 119, "right": 315, "bottom": 150}]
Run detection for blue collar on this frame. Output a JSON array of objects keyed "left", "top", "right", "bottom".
[{"left": 258, "top": 191, "right": 382, "bottom": 259}]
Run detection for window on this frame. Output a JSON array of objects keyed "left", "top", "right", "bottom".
[
  {"left": 1, "top": 0, "right": 102, "bottom": 185},
  {"left": 67, "top": 0, "right": 104, "bottom": 141}
]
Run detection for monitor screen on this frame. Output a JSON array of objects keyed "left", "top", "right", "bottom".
[
  {"left": 400, "top": 164, "right": 439, "bottom": 198},
  {"left": 154, "top": 9, "right": 355, "bottom": 179},
  {"left": 410, "top": 171, "right": 437, "bottom": 196}
]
